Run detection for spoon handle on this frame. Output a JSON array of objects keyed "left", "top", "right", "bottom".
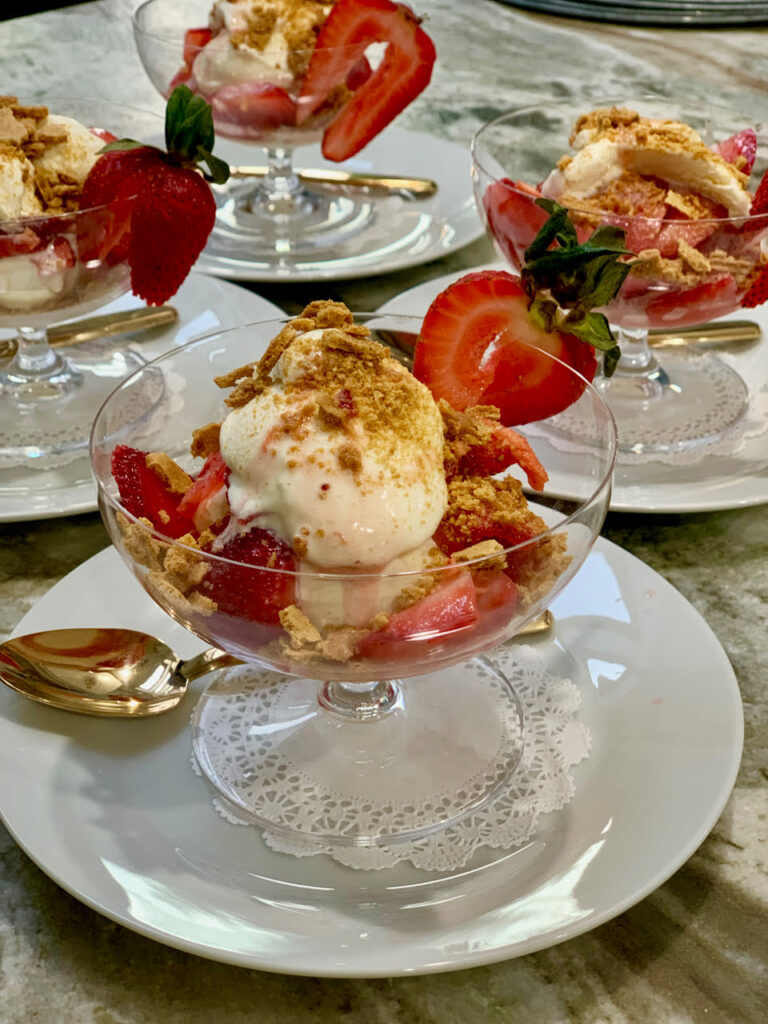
[{"left": 180, "top": 648, "right": 242, "bottom": 682}]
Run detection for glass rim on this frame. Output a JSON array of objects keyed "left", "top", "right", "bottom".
[{"left": 91, "top": 313, "right": 618, "bottom": 580}]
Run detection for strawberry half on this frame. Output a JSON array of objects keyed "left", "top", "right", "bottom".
[
  {"left": 714, "top": 128, "right": 757, "bottom": 174},
  {"left": 414, "top": 202, "right": 631, "bottom": 424},
  {"left": 297, "top": 0, "right": 436, "bottom": 162},
  {"left": 80, "top": 86, "right": 229, "bottom": 305},
  {"left": 111, "top": 445, "right": 194, "bottom": 539}
]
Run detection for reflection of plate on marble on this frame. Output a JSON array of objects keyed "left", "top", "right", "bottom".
[
  {"left": 199, "top": 127, "right": 483, "bottom": 282},
  {"left": 0, "top": 541, "right": 742, "bottom": 976},
  {"left": 379, "top": 266, "right": 768, "bottom": 513},
  {"left": 0, "top": 275, "right": 283, "bottom": 523}
]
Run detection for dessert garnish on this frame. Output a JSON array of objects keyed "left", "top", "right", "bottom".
[
  {"left": 297, "top": 0, "right": 437, "bottom": 161},
  {"left": 79, "top": 85, "right": 229, "bottom": 305},
  {"left": 111, "top": 302, "right": 568, "bottom": 666},
  {"left": 413, "top": 202, "right": 632, "bottom": 424}
]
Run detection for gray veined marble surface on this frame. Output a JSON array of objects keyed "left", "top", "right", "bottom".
[{"left": 1, "top": 1, "right": 768, "bottom": 1022}]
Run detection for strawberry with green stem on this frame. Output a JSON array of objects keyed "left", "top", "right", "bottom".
[
  {"left": 80, "top": 86, "right": 229, "bottom": 305},
  {"left": 414, "top": 200, "right": 632, "bottom": 425}
]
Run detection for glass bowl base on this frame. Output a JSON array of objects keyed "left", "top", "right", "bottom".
[
  {"left": 549, "top": 350, "right": 749, "bottom": 457},
  {"left": 0, "top": 344, "right": 146, "bottom": 463},
  {"left": 191, "top": 656, "right": 526, "bottom": 849}
]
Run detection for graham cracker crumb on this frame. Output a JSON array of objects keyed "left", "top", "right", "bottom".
[
  {"left": 190, "top": 421, "right": 221, "bottom": 458},
  {"left": 279, "top": 604, "right": 322, "bottom": 647},
  {"left": 117, "top": 514, "right": 167, "bottom": 571},
  {"left": 452, "top": 539, "right": 507, "bottom": 571},
  {"left": 146, "top": 452, "right": 192, "bottom": 494}
]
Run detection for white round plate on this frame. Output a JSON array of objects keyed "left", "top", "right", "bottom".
[
  {"left": 198, "top": 127, "right": 483, "bottom": 282},
  {"left": 0, "top": 275, "right": 283, "bottom": 523},
  {"left": 0, "top": 542, "right": 742, "bottom": 976},
  {"left": 379, "top": 265, "right": 768, "bottom": 514}
]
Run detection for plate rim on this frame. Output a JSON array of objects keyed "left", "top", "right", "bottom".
[{"left": 0, "top": 540, "right": 744, "bottom": 976}]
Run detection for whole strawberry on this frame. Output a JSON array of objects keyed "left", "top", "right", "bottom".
[{"left": 80, "top": 86, "right": 229, "bottom": 305}]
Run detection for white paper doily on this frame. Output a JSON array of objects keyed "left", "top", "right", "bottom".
[
  {"left": 190, "top": 644, "right": 590, "bottom": 871},
  {"left": 543, "top": 349, "right": 768, "bottom": 467}
]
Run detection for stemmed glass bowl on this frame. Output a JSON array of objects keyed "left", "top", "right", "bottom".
[
  {"left": 471, "top": 96, "right": 768, "bottom": 457},
  {"left": 133, "top": 0, "right": 393, "bottom": 274},
  {"left": 0, "top": 98, "right": 164, "bottom": 464},
  {"left": 91, "top": 314, "right": 617, "bottom": 849}
]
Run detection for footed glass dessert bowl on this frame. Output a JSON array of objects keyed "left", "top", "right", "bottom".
[
  {"left": 0, "top": 97, "right": 163, "bottom": 464},
  {"left": 471, "top": 96, "right": 768, "bottom": 458},
  {"left": 91, "top": 311, "right": 616, "bottom": 848},
  {"left": 133, "top": 0, "right": 436, "bottom": 277}
]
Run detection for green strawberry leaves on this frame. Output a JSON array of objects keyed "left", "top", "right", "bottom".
[
  {"left": 522, "top": 198, "right": 633, "bottom": 377},
  {"left": 165, "top": 85, "right": 230, "bottom": 184},
  {"left": 100, "top": 86, "right": 230, "bottom": 185}
]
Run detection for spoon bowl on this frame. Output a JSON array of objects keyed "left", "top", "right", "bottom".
[{"left": 0, "top": 628, "right": 236, "bottom": 717}]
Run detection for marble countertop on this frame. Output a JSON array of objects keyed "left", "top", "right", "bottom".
[{"left": 1, "top": 2, "right": 767, "bottom": 1021}]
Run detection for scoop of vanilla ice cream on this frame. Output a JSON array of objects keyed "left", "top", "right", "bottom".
[
  {"left": 542, "top": 107, "right": 751, "bottom": 218},
  {"left": 0, "top": 150, "right": 43, "bottom": 220},
  {"left": 32, "top": 114, "right": 104, "bottom": 186},
  {"left": 193, "top": 27, "right": 294, "bottom": 92},
  {"left": 219, "top": 326, "right": 448, "bottom": 570}
]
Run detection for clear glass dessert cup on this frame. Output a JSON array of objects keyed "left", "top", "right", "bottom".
[
  {"left": 91, "top": 314, "right": 617, "bottom": 850},
  {"left": 471, "top": 96, "right": 768, "bottom": 457},
  {"left": 133, "top": 0, "right": 385, "bottom": 272},
  {"left": 0, "top": 98, "right": 163, "bottom": 465}
]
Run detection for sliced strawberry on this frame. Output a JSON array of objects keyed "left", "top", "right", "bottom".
[
  {"left": 211, "top": 82, "right": 296, "bottom": 133},
  {"left": 414, "top": 270, "right": 597, "bottom": 425},
  {"left": 177, "top": 450, "right": 230, "bottom": 531},
  {"left": 196, "top": 525, "right": 296, "bottom": 626},
  {"left": 298, "top": 0, "right": 436, "bottom": 162},
  {"left": 714, "top": 128, "right": 757, "bottom": 174},
  {"left": 111, "top": 444, "right": 195, "bottom": 539},
  {"left": 347, "top": 55, "right": 373, "bottom": 91},
  {"left": 750, "top": 170, "right": 768, "bottom": 216},
  {"left": 647, "top": 273, "right": 739, "bottom": 325},
  {"left": 0, "top": 226, "right": 42, "bottom": 258},
  {"left": 167, "top": 66, "right": 194, "bottom": 96},
  {"left": 30, "top": 237, "right": 75, "bottom": 276},
  {"left": 483, "top": 178, "right": 548, "bottom": 268},
  {"left": 356, "top": 571, "right": 477, "bottom": 660},
  {"left": 89, "top": 128, "right": 118, "bottom": 145},
  {"left": 184, "top": 27, "right": 212, "bottom": 68},
  {"left": 474, "top": 570, "right": 518, "bottom": 614},
  {"left": 458, "top": 422, "right": 548, "bottom": 491},
  {"left": 75, "top": 203, "right": 133, "bottom": 263}
]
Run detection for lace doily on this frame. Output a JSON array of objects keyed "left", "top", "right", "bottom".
[
  {"left": 190, "top": 644, "right": 590, "bottom": 872},
  {"left": 541, "top": 350, "right": 768, "bottom": 467}
]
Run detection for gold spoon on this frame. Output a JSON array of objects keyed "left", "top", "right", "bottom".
[
  {"left": 0, "top": 615, "right": 553, "bottom": 717},
  {"left": 0, "top": 304, "right": 178, "bottom": 360}
]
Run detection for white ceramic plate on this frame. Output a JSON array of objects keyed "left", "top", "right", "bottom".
[
  {"left": 0, "top": 542, "right": 742, "bottom": 976},
  {"left": 0, "top": 275, "right": 283, "bottom": 523},
  {"left": 198, "top": 127, "right": 484, "bottom": 282},
  {"left": 378, "top": 265, "right": 768, "bottom": 514}
]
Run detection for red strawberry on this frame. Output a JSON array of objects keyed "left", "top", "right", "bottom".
[
  {"left": 111, "top": 445, "right": 195, "bottom": 539},
  {"left": 740, "top": 263, "right": 768, "bottom": 308},
  {"left": 177, "top": 450, "right": 229, "bottom": 531},
  {"left": 356, "top": 572, "right": 477, "bottom": 660},
  {"left": 196, "top": 525, "right": 296, "bottom": 626},
  {"left": 89, "top": 128, "right": 117, "bottom": 145},
  {"left": 648, "top": 273, "right": 739, "bottom": 324},
  {"left": 297, "top": 0, "right": 436, "bottom": 162},
  {"left": 80, "top": 146, "right": 159, "bottom": 264},
  {"left": 483, "top": 178, "right": 548, "bottom": 268},
  {"left": 714, "top": 128, "right": 757, "bottom": 174},
  {"left": 79, "top": 86, "right": 229, "bottom": 305},
  {"left": 183, "top": 26, "right": 212, "bottom": 68},
  {"left": 0, "top": 226, "right": 42, "bottom": 258},
  {"left": 750, "top": 170, "right": 768, "bottom": 216},
  {"left": 458, "top": 421, "right": 549, "bottom": 491},
  {"left": 474, "top": 570, "right": 518, "bottom": 614},
  {"left": 347, "top": 55, "right": 373, "bottom": 91},
  {"left": 414, "top": 270, "right": 598, "bottom": 425},
  {"left": 211, "top": 82, "right": 296, "bottom": 133}
]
